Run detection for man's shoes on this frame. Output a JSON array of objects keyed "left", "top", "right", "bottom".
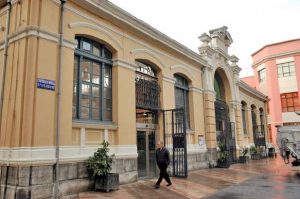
[
  {"left": 166, "top": 183, "right": 172, "bottom": 186},
  {"left": 154, "top": 184, "right": 159, "bottom": 189}
]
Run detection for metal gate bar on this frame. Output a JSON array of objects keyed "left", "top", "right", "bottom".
[{"left": 163, "top": 108, "right": 187, "bottom": 177}]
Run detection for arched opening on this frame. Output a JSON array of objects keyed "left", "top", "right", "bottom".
[
  {"left": 214, "top": 69, "right": 236, "bottom": 163},
  {"left": 135, "top": 60, "right": 160, "bottom": 179}
]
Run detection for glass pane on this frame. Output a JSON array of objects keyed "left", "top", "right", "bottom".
[
  {"left": 92, "top": 75, "right": 100, "bottom": 84},
  {"left": 81, "top": 60, "right": 90, "bottom": 82},
  {"left": 75, "top": 38, "right": 79, "bottom": 49},
  {"left": 81, "top": 95, "right": 90, "bottom": 107},
  {"left": 104, "top": 77, "right": 111, "bottom": 88},
  {"left": 81, "top": 84, "right": 90, "bottom": 95},
  {"left": 104, "top": 87, "right": 111, "bottom": 99},
  {"left": 82, "top": 40, "right": 91, "bottom": 51},
  {"left": 105, "top": 99, "right": 112, "bottom": 109},
  {"left": 104, "top": 110, "right": 112, "bottom": 121},
  {"left": 93, "top": 43, "right": 101, "bottom": 56},
  {"left": 103, "top": 47, "right": 112, "bottom": 59},
  {"left": 92, "top": 86, "right": 100, "bottom": 96},
  {"left": 288, "top": 107, "right": 294, "bottom": 112},
  {"left": 93, "top": 62, "right": 100, "bottom": 76},
  {"left": 104, "top": 65, "right": 111, "bottom": 77},
  {"left": 92, "top": 108, "right": 100, "bottom": 120},
  {"left": 80, "top": 107, "right": 89, "bottom": 119},
  {"left": 92, "top": 97, "right": 100, "bottom": 109},
  {"left": 137, "top": 131, "right": 146, "bottom": 178},
  {"left": 73, "top": 85, "right": 77, "bottom": 105},
  {"left": 287, "top": 98, "right": 293, "bottom": 106}
]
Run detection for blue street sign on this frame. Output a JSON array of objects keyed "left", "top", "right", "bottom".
[{"left": 37, "top": 78, "right": 55, "bottom": 91}]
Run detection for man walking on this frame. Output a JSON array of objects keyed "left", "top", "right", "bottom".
[{"left": 154, "top": 141, "right": 172, "bottom": 189}]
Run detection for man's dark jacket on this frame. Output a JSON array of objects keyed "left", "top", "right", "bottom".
[{"left": 156, "top": 147, "right": 170, "bottom": 167}]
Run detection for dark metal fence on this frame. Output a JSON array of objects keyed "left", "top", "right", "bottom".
[{"left": 163, "top": 109, "right": 187, "bottom": 177}]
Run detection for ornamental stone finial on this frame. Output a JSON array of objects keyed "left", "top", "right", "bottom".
[
  {"left": 230, "top": 55, "right": 239, "bottom": 65},
  {"left": 198, "top": 33, "right": 211, "bottom": 47}
]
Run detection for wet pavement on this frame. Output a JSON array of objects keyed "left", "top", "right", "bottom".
[{"left": 77, "top": 158, "right": 300, "bottom": 199}]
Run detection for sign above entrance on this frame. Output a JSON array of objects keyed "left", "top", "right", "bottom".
[{"left": 37, "top": 78, "right": 55, "bottom": 91}]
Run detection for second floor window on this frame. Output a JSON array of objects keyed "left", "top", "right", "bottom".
[
  {"left": 277, "top": 61, "right": 295, "bottom": 78},
  {"left": 258, "top": 68, "right": 266, "bottom": 82},
  {"left": 73, "top": 37, "right": 112, "bottom": 121},
  {"left": 281, "top": 92, "right": 300, "bottom": 112}
]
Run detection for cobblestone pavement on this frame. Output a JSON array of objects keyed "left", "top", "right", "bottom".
[{"left": 77, "top": 158, "right": 300, "bottom": 199}]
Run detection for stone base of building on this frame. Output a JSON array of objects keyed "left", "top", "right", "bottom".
[
  {"left": 187, "top": 151, "right": 209, "bottom": 171},
  {"left": 206, "top": 148, "right": 217, "bottom": 168},
  {"left": 0, "top": 157, "right": 137, "bottom": 199}
]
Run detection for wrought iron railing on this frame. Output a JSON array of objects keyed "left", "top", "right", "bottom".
[
  {"left": 135, "top": 76, "right": 160, "bottom": 110},
  {"left": 253, "top": 125, "right": 266, "bottom": 146}
]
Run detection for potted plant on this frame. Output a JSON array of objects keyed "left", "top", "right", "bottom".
[
  {"left": 250, "top": 145, "right": 260, "bottom": 160},
  {"left": 86, "top": 141, "right": 119, "bottom": 192},
  {"left": 239, "top": 147, "right": 249, "bottom": 163},
  {"left": 217, "top": 141, "right": 230, "bottom": 168}
]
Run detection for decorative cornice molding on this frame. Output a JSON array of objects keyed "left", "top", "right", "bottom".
[
  {"left": 239, "top": 81, "right": 268, "bottom": 102},
  {"left": 68, "top": 22, "right": 123, "bottom": 49},
  {"left": 61, "top": 0, "right": 205, "bottom": 74},
  {"left": 130, "top": 48, "right": 166, "bottom": 68},
  {"left": 71, "top": 0, "right": 207, "bottom": 66},
  {"left": 252, "top": 50, "right": 300, "bottom": 68},
  {"left": 112, "top": 58, "right": 136, "bottom": 71},
  {"left": 0, "top": 4, "right": 9, "bottom": 16}
]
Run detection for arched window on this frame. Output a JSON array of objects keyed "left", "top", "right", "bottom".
[
  {"left": 73, "top": 37, "right": 112, "bottom": 121},
  {"left": 241, "top": 101, "right": 247, "bottom": 135},
  {"left": 174, "top": 74, "right": 190, "bottom": 128},
  {"left": 214, "top": 73, "right": 225, "bottom": 100},
  {"left": 135, "top": 61, "right": 160, "bottom": 110}
]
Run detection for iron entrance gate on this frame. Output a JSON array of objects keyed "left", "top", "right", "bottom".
[
  {"left": 163, "top": 109, "right": 187, "bottom": 177},
  {"left": 215, "top": 100, "right": 237, "bottom": 163}
]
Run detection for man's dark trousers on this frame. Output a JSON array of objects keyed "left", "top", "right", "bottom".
[{"left": 156, "top": 164, "right": 171, "bottom": 185}]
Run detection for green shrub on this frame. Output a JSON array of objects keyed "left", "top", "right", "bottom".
[{"left": 86, "top": 141, "right": 115, "bottom": 178}]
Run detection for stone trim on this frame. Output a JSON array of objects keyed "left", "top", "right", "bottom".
[
  {"left": 72, "top": 121, "right": 118, "bottom": 130},
  {"left": 189, "top": 86, "right": 203, "bottom": 94},
  {"left": 130, "top": 48, "right": 167, "bottom": 68},
  {"left": 68, "top": 22, "right": 123, "bottom": 49},
  {"left": 0, "top": 5, "right": 9, "bottom": 16},
  {"left": 252, "top": 50, "right": 300, "bottom": 68},
  {"left": 112, "top": 58, "right": 136, "bottom": 71},
  {"left": 57, "top": 0, "right": 207, "bottom": 71},
  {"left": 162, "top": 75, "right": 176, "bottom": 84},
  {"left": 0, "top": 26, "right": 77, "bottom": 51},
  {"left": 239, "top": 81, "right": 268, "bottom": 101},
  {"left": 0, "top": 145, "right": 138, "bottom": 164}
]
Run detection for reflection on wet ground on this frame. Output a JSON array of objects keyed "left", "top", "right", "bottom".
[{"left": 78, "top": 158, "right": 300, "bottom": 199}]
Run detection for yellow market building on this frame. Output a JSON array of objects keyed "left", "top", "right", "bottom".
[{"left": 0, "top": 0, "right": 269, "bottom": 198}]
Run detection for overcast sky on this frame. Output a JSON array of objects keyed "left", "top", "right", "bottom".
[{"left": 109, "top": 0, "right": 300, "bottom": 77}]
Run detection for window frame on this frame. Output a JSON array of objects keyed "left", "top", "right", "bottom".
[
  {"left": 73, "top": 37, "right": 113, "bottom": 122},
  {"left": 174, "top": 75, "right": 190, "bottom": 129},
  {"left": 277, "top": 61, "right": 296, "bottom": 78},
  {"left": 258, "top": 68, "right": 266, "bottom": 83},
  {"left": 281, "top": 92, "right": 300, "bottom": 112}
]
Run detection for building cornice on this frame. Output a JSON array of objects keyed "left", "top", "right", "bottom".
[
  {"left": 252, "top": 50, "right": 300, "bottom": 68},
  {"left": 239, "top": 81, "right": 269, "bottom": 102},
  {"left": 71, "top": 0, "right": 207, "bottom": 67}
]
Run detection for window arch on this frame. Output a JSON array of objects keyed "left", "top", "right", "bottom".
[
  {"left": 73, "top": 37, "right": 112, "bottom": 121},
  {"left": 174, "top": 74, "right": 190, "bottom": 128}
]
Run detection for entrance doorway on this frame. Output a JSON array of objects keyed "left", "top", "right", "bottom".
[{"left": 137, "top": 130, "right": 156, "bottom": 179}]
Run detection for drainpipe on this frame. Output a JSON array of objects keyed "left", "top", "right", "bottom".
[
  {"left": 54, "top": 0, "right": 66, "bottom": 198},
  {"left": 0, "top": 0, "right": 12, "bottom": 132}
]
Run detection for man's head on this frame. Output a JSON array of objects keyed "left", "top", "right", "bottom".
[{"left": 156, "top": 141, "right": 164, "bottom": 149}]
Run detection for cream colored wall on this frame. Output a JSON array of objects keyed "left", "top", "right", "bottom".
[
  {"left": 282, "top": 112, "right": 300, "bottom": 123},
  {"left": 0, "top": 0, "right": 204, "bottom": 150}
]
